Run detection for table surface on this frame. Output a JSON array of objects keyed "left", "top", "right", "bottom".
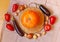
[
  {"left": 0, "top": 0, "right": 10, "bottom": 41},
  {"left": 0, "top": 0, "right": 60, "bottom": 42}
]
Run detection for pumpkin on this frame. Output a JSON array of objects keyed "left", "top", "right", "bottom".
[
  {"left": 21, "top": 10, "right": 40, "bottom": 28},
  {"left": 19, "top": 8, "right": 44, "bottom": 33}
]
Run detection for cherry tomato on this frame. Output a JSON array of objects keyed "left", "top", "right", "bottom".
[
  {"left": 6, "top": 24, "right": 14, "bottom": 31},
  {"left": 5, "top": 13, "right": 10, "bottom": 22},
  {"left": 50, "top": 16, "right": 56, "bottom": 25},
  {"left": 44, "top": 24, "right": 51, "bottom": 31},
  {"left": 12, "top": 4, "right": 18, "bottom": 12}
]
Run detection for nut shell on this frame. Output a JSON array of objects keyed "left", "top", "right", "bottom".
[
  {"left": 36, "top": 33, "right": 41, "bottom": 37},
  {"left": 33, "top": 34, "right": 38, "bottom": 39},
  {"left": 42, "top": 31, "right": 46, "bottom": 36},
  {"left": 19, "top": 5, "right": 26, "bottom": 11},
  {"left": 27, "top": 33, "right": 33, "bottom": 39}
]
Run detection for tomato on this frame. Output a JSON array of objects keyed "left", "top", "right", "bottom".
[
  {"left": 12, "top": 4, "right": 18, "bottom": 12},
  {"left": 6, "top": 24, "right": 14, "bottom": 31},
  {"left": 5, "top": 13, "right": 10, "bottom": 22},
  {"left": 44, "top": 24, "right": 51, "bottom": 31},
  {"left": 50, "top": 16, "right": 56, "bottom": 25}
]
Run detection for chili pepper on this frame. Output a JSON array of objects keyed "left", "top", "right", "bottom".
[
  {"left": 50, "top": 16, "right": 56, "bottom": 25},
  {"left": 5, "top": 13, "right": 11, "bottom": 22},
  {"left": 39, "top": 5, "right": 50, "bottom": 16},
  {"left": 12, "top": 4, "right": 18, "bottom": 12},
  {"left": 6, "top": 24, "right": 14, "bottom": 31},
  {"left": 12, "top": 17, "right": 24, "bottom": 36}
]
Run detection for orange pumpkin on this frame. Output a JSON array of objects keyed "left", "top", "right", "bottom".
[
  {"left": 19, "top": 8, "right": 44, "bottom": 33},
  {"left": 21, "top": 10, "right": 40, "bottom": 28}
]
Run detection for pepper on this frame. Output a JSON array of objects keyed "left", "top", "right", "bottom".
[
  {"left": 12, "top": 17, "right": 24, "bottom": 36},
  {"left": 39, "top": 5, "right": 50, "bottom": 16}
]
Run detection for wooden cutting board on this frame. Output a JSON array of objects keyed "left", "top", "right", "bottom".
[{"left": 0, "top": 0, "right": 10, "bottom": 41}]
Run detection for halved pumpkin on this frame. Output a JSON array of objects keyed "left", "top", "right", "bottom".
[
  {"left": 21, "top": 10, "right": 40, "bottom": 28},
  {"left": 19, "top": 7, "right": 44, "bottom": 33}
]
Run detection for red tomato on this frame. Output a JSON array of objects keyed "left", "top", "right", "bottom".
[
  {"left": 50, "top": 16, "right": 56, "bottom": 25},
  {"left": 6, "top": 24, "right": 14, "bottom": 31},
  {"left": 12, "top": 4, "right": 18, "bottom": 12},
  {"left": 5, "top": 13, "right": 10, "bottom": 22},
  {"left": 44, "top": 24, "right": 51, "bottom": 31}
]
